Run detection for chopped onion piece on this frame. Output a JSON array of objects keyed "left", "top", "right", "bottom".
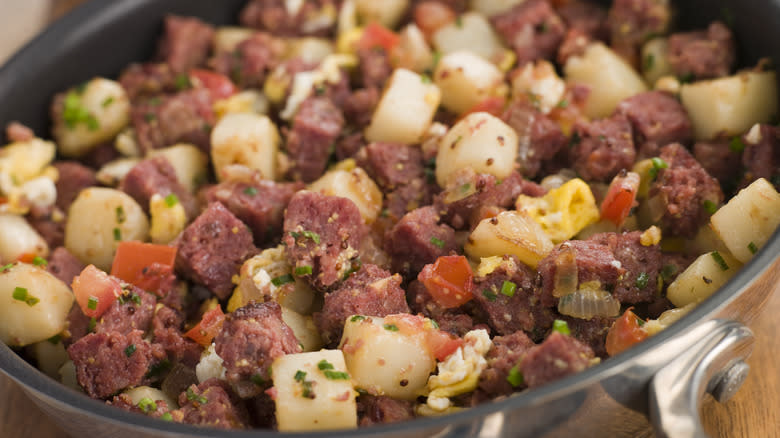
[
  {"left": 552, "top": 243, "right": 578, "bottom": 298},
  {"left": 557, "top": 283, "right": 621, "bottom": 319}
]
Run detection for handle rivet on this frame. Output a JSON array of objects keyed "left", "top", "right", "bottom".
[{"left": 709, "top": 360, "right": 750, "bottom": 403}]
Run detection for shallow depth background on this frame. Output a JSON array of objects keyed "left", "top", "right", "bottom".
[{"left": 0, "top": 1, "right": 777, "bottom": 436}]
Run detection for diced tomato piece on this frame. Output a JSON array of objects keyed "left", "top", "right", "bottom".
[
  {"left": 71, "top": 265, "right": 123, "bottom": 318},
  {"left": 111, "top": 241, "right": 177, "bottom": 289},
  {"left": 414, "top": 1, "right": 456, "bottom": 40},
  {"left": 418, "top": 255, "right": 475, "bottom": 308},
  {"left": 426, "top": 329, "right": 463, "bottom": 361},
  {"left": 131, "top": 262, "right": 176, "bottom": 297},
  {"left": 459, "top": 97, "right": 507, "bottom": 121},
  {"left": 184, "top": 306, "right": 226, "bottom": 347},
  {"left": 16, "top": 253, "right": 37, "bottom": 264},
  {"left": 358, "top": 22, "right": 400, "bottom": 53},
  {"left": 605, "top": 307, "right": 649, "bottom": 356},
  {"left": 600, "top": 171, "right": 640, "bottom": 226},
  {"left": 189, "top": 69, "right": 237, "bottom": 100}
]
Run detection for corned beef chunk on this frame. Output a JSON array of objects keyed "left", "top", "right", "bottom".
[
  {"left": 615, "top": 90, "right": 693, "bottom": 159},
  {"left": 46, "top": 246, "right": 85, "bottom": 287},
  {"left": 214, "top": 302, "right": 301, "bottom": 398},
  {"left": 119, "top": 155, "right": 198, "bottom": 219},
  {"left": 314, "top": 264, "right": 410, "bottom": 346},
  {"left": 384, "top": 206, "right": 457, "bottom": 278},
  {"left": 357, "top": 395, "right": 415, "bottom": 426},
  {"left": 172, "top": 378, "right": 250, "bottom": 429},
  {"left": 210, "top": 32, "right": 285, "bottom": 88},
  {"left": 520, "top": 331, "right": 594, "bottom": 388},
  {"left": 283, "top": 191, "right": 364, "bottom": 290},
  {"left": 570, "top": 113, "right": 636, "bottom": 182},
  {"left": 491, "top": 0, "right": 567, "bottom": 65},
  {"left": 68, "top": 330, "right": 166, "bottom": 399},
  {"left": 477, "top": 330, "right": 535, "bottom": 397},
  {"left": 176, "top": 202, "right": 258, "bottom": 299},
  {"left": 156, "top": 15, "right": 215, "bottom": 73},
  {"left": 667, "top": 21, "right": 736, "bottom": 80},
  {"left": 606, "top": 0, "right": 671, "bottom": 66},
  {"left": 284, "top": 96, "right": 344, "bottom": 183},
  {"left": 132, "top": 89, "right": 215, "bottom": 154},
  {"left": 53, "top": 161, "right": 97, "bottom": 212},
  {"left": 239, "top": 0, "right": 338, "bottom": 37},
  {"left": 648, "top": 143, "right": 723, "bottom": 238}
]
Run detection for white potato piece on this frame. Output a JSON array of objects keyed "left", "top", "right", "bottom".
[
  {"left": 511, "top": 60, "right": 566, "bottom": 114},
  {"left": 59, "top": 360, "right": 80, "bottom": 391},
  {"left": 434, "top": 51, "right": 504, "bottom": 115},
  {"left": 0, "top": 138, "right": 55, "bottom": 188},
  {"left": 213, "top": 26, "right": 254, "bottom": 53},
  {"left": 281, "top": 307, "right": 324, "bottom": 352},
  {"left": 0, "top": 214, "right": 49, "bottom": 263},
  {"left": 123, "top": 386, "right": 178, "bottom": 410},
  {"left": 710, "top": 178, "right": 780, "bottom": 263},
  {"left": 288, "top": 38, "right": 334, "bottom": 64},
  {"left": 681, "top": 71, "right": 778, "bottom": 140},
  {"left": 667, "top": 251, "right": 742, "bottom": 307},
  {"left": 95, "top": 157, "right": 141, "bottom": 187},
  {"left": 339, "top": 315, "right": 436, "bottom": 400},
  {"left": 395, "top": 24, "right": 434, "bottom": 73},
  {"left": 365, "top": 68, "right": 441, "bottom": 144},
  {"left": 565, "top": 42, "right": 648, "bottom": 118},
  {"left": 640, "top": 38, "right": 672, "bottom": 86},
  {"left": 211, "top": 113, "right": 280, "bottom": 182},
  {"left": 148, "top": 144, "right": 208, "bottom": 193},
  {"left": 465, "top": 210, "right": 554, "bottom": 269},
  {"left": 214, "top": 90, "right": 270, "bottom": 120},
  {"left": 196, "top": 343, "right": 227, "bottom": 383},
  {"left": 31, "top": 339, "right": 70, "bottom": 379},
  {"left": 469, "top": 0, "right": 526, "bottom": 16},
  {"left": 148, "top": 193, "right": 187, "bottom": 244},
  {"left": 432, "top": 12, "right": 506, "bottom": 61},
  {"left": 309, "top": 167, "right": 383, "bottom": 224},
  {"left": 435, "top": 112, "right": 518, "bottom": 187},
  {"left": 355, "top": 0, "right": 409, "bottom": 28},
  {"left": 53, "top": 78, "right": 131, "bottom": 157},
  {"left": 0, "top": 263, "right": 74, "bottom": 347},
  {"left": 272, "top": 350, "right": 357, "bottom": 432},
  {"left": 65, "top": 188, "right": 149, "bottom": 271}
]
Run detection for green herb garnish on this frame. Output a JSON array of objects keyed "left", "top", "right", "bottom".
[
  {"left": 383, "top": 323, "right": 399, "bottom": 332},
  {"left": 271, "top": 274, "right": 294, "bottom": 287},
  {"left": 243, "top": 186, "right": 258, "bottom": 196},
  {"left": 729, "top": 136, "right": 745, "bottom": 153},
  {"left": 500, "top": 281, "right": 516, "bottom": 297},
  {"left": 711, "top": 251, "right": 729, "bottom": 271},
  {"left": 87, "top": 296, "right": 98, "bottom": 310},
  {"left": 124, "top": 344, "right": 136, "bottom": 357},
  {"left": 703, "top": 200, "right": 718, "bottom": 214},
  {"left": 294, "top": 265, "right": 313, "bottom": 276},
  {"left": 430, "top": 236, "right": 445, "bottom": 248},
  {"left": 552, "top": 319, "right": 570, "bottom": 336},
  {"left": 323, "top": 370, "right": 350, "bottom": 380},
  {"left": 635, "top": 272, "right": 650, "bottom": 289},
  {"left": 748, "top": 241, "right": 758, "bottom": 254},
  {"left": 482, "top": 289, "right": 497, "bottom": 302},
  {"left": 164, "top": 193, "right": 179, "bottom": 207},
  {"left": 137, "top": 398, "right": 157, "bottom": 413},
  {"left": 506, "top": 365, "right": 524, "bottom": 387},
  {"left": 13, "top": 287, "right": 39, "bottom": 306},
  {"left": 32, "top": 256, "right": 48, "bottom": 267}
]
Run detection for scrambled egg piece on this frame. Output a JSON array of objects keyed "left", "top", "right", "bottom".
[
  {"left": 0, "top": 138, "right": 58, "bottom": 214},
  {"left": 511, "top": 60, "right": 566, "bottom": 114},
  {"left": 516, "top": 178, "right": 600, "bottom": 243},
  {"left": 195, "top": 343, "right": 227, "bottom": 383},
  {"left": 228, "top": 245, "right": 289, "bottom": 312},
  {"left": 424, "top": 329, "right": 492, "bottom": 412},
  {"left": 148, "top": 193, "right": 187, "bottom": 244}
]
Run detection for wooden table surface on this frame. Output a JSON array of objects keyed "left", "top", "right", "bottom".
[{"left": 1, "top": 1, "right": 779, "bottom": 437}]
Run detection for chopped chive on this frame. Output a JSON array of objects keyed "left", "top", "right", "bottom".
[
  {"left": 661, "top": 264, "right": 678, "bottom": 281},
  {"left": 243, "top": 186, "right": 258, "bottom": 196},
  {"left": 729, "top": 136, "right": 745, "bottom": 153},
  {"left": 649, "top": 157, "right": 668, "bottom": 180},
  {"left": 568, "top": 131, "right": 581, "bottom": 148},
  {"left": 146, "top": 359, "right": 171, "bottom": 378},
  {"left": 1, "top": 263, "right": 13, "bottom": 273},
  {"left": 124, "top": 344, "right": 137, "bottom": 357},
  {"left": 711, "top": 251, "right": 729, "bottom": 270},
  {"left": 317, "top": 360, "right": 334, "bottom": 371},
  {"left": 32, "top": 256, "right": 48, "bottom": 267},
  {"left": 460, "top": 183, "right": 472, "bottom": 193},
  {"left": 137, "top": 398, "right": 157, "bottom": 414},
  {"left": 748, "top": 241, "right": 758, "bottom": 254},
  {"left": 383, "top": 323, "right": 399, "bottom": 332},
  {"left": 160, "top": 412, "right": 173, "bottom": 421},
  {"left": 552, "top": 319, "right": 570, "bottom": 336},
  {"left": 148, "top": 97, "right": 161, "bottom": 106},
  {"left": 12, "top": 287, "right": 31, "bottom": 305},
  {"left": 101, "top": 96, "right": 115, "bottom": 108},
  {"left": 250, "top": 374, "right": 266, "bottom": 386},
  {"left": 430, "top": 319, "right": 439, "bottom": 329},
  {"left": 556, "top": 99, "right": 569, "bottom": 109},
  {"left": 500, "top": 281, "right": 517, "bottom": 297},
  {"left": 271, "top": 274, "right": 294, "bottom": 287},
  {"left": 506, "top": 365, "right": 524, "bottom": 387},
  {"left": 48, "top": 334, "right": 62, "bottom": 345},
  {"left": 294, "top": 265, "right": 312, "bottom": 276},
  {"left": 113, "top": 227, "right": 122, "bottom": 241},
  {"left": 87, "top": 295, "right": 99, "bottom": 310},
  {"left": 294, "top": 370, "right": 307, "bottom": 382},
  {"left": 635, "top": 272, "right": 650, "bottom": 289},
  {"left": 482, "top": 289, "right": 497, "bottom": 302},
  {"left": 455, "top": 16, "right": 463, "bottom": 27},
  {"left": 430, "top": 236, "right": 445, "bottom": 248},
  {"left": 88, "top": 317, "right": 97, "bottom": 332},
  {"left": 644, "top": 53, "right": 655, "bottom": 72},
  {"left": 421, "top": 74, "right": 432, "bottom": 84},
  {"left": 703, "top": 200, "right": 718, "bottom": 214},
  {"left": 301, "top": 230, "right": 321, "bottom": 244},
  {"left": 350, "top": 315, "right": 366, "bottom": 322},
  {"left": 185, "top": 387, "right": 208, "bottom": 404},
  {"left": 144, "top": 113, "right": 156, "bottom": 122},
  {"left": 131, "top": 293, "right": 142, "bottom": 305},
  {"left": 301, "top": 380, "right": 315, "bottom": 399},
  {"left": 164, "top": 193, "right": 179, "bottom": 207},
  {"left": 175, "top": 73, "right": 191, "bottom": 90},
  {"left": 679, "top": 72, "right": 695, "bottom": 83},
  {"left": 323, "top": 370, "right": 350, "bottom": 380},
  {"left": 115, "top": 206, "right": 126, "bottom": 224}
]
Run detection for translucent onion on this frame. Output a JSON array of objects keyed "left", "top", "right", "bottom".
[
  {"left": 552, "top": 243, "right": 578, "bottom": 298},
  {"left": 557, "top": 284, "right": 621, "bottom": 319},
  {"left": 645, "top": 194, "right": 667, "bottom": 224}
]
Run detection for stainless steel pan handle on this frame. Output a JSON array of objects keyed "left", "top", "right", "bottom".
[{"left": 648, "top": 320, "right": 754, "bottom": 438}]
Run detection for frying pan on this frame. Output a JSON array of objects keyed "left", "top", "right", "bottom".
[{"left": 0, "top": 1, "right": 778, "bottom": 437}]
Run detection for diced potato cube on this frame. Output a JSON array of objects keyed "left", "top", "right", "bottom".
[
  {"left": 666, "top": 251, "right": 742, "bottom": 307},
  {"left": 432, "top": 12, "right": 506, "bottom": 61},
  {"left": 710, "top": 178, "right": 780, "bottom": 263},
  {"left": 365, "top": 68, "right": 441, "bottom": 144},
  {"left": 354, "top": 0, "right": 409, "bottom": 28},
  {"left": 339, "top": 315, "right": 436, "bottom": 400},
  {"left": 309, "top": 167, "right": 383, "bottom": 224},
  {"left": 435, "top": 112, "right": 518, "bottom": 187},
  {"left": 681, "top": 71, "right": 779, "bottom": 140},
  {"left": 565, "top": 42, "right": 648, "bottom": 119},
  {"left": 464, "top": 210, "right": 554, "bottom": 269},
  {"left": 272, "top": 350, "right": 357, "bottom": 432},
  {"left": 434, "top": 51, "right": 504, "bottom": 114},
  {"left": 211, "top": 113, "right": 280, "bottom": 181},
  {"left": 281, "top": 307, "right": 324, "bottom": 352},
  {"left": 469, "top": 0, "right": 526, "bottom": 17},
  {"left": 148, "top": 144, "right": 208, "bottom": 193},
  {"left": 0, "top": 214, "right": 49, "bottom": 264},
  {"left": 511, "top": 60, "right": 566, "bottom": 114},
  {"left": 640, "top": 38, "right": 672, "bottom": 86},
  {"left": 0, "top": 263, "right": 74, "bottom": 347}
]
